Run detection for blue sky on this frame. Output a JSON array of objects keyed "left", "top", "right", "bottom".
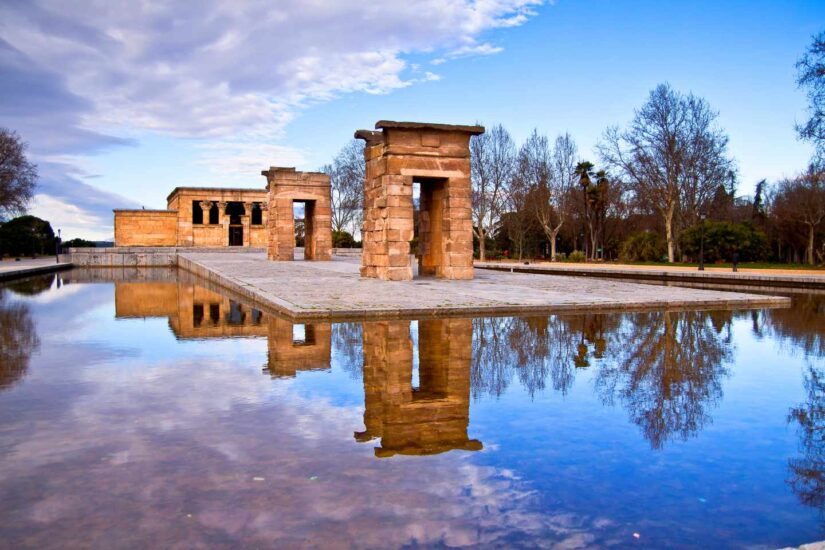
[{"left": 1, "top": 0, "right": 822, "bottom": 239}]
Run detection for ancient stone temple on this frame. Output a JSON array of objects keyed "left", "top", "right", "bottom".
[
  {"left": 262, "top": 167, "right": 333, "bottom": 261},
  {"left": 115, "top": 188, "right": 269, "bottom": 247},
  {"left": 356, "top": 318, "right": 482, "bottom": 457},
  {"left": 355, "top": 121, "right": 484, "bottom": 281}
]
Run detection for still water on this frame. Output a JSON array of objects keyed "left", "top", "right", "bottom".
[{"left": 0, "top": 268, "right": 823, "bottom": 548}]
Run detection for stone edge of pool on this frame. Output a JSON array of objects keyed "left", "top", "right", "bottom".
[{"left": 173, "top": 252, "right": 791, "bottom": 321}]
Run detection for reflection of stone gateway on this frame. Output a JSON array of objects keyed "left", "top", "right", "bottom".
[
  {"left": 263, "top": 319, "right": 332, "bottom": 378},
  {"left": 356, "top": 121, "right": 485, "bottom": 281},
  {"left": 357, "top": 319, "right": 482, "bottom": 457}
]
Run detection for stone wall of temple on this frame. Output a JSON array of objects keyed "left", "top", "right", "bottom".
[
  {"left": 114, "top": 210, "right": 179, "bottom": 246},
  {"left": 168, "top": 188, "right": 268, "bottom": 248}
]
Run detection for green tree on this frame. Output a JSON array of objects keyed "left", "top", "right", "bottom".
[
  {"left": 575, "top": 161, "right": 595, "bottom": 259},
  {"left": 62, "top": 238, "right": 95, "bottom": 248},
  {"left": 679, "top": 221, "right": 768, "bottom": 263},
  {"left": 0, "top": 215, "right": 55, "bottom": 257}
]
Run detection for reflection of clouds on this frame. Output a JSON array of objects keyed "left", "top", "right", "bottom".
[{"left": 0, "top": 350, "right": 611, "bottom": 547}]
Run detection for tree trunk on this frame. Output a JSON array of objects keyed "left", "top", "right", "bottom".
[
  {"left": 550, "top": 228, "right": 559, "bottom": 261},
  {"left": 589, "top": 225, "right": 598, "bottom": 260},
  {"left": 664, "top": 205, "right": 676, "bottom": 263},
  {"left": 477, "top": 228, "right": 486, "bottom": 262},
  {"left": 808, "top": 223, "right": 815, "bottom": 266}
]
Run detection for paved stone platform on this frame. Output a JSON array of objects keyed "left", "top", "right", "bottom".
[
  {"left": 177, "top": 252, "right": 790, "bottom": 320},
  {"left": 0, "top": 258, "right": 72, "bottom": 281},
  {"left": 477, "top": 261, "right": 825, "bottom": 289}
]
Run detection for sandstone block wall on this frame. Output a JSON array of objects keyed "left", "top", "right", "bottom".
[
  {"left": 355, "top": 121, "right": 483, "bottom": 281},
  {"left": 114, "top": 210, "right": 178, "bottom": 247}
]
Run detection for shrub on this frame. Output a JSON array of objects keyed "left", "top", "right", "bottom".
[
  {"left": 332, "top": 230, "right": 357, "bottom": 248},
  {"left": 620, "top": 231, "right": 666, "bottom": 262},
  {"left": 567, "top": 250, "right": 586, "bottom": 263},
  {"left": 63, "top": 238, "right": 95, "bottom": 248},
  {"left": 680, "top": 221, "right": 768, "bottom": 263}
]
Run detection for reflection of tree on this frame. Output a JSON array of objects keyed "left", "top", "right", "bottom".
[
  {"left": 0, "top": 288, "right": 39, "bottom": 389},
  {"left": 788, "top": 365, "right": 825, "bottom": 517},
  {"left": 471, "top": 315, "right": 607, "bottom": 398},
  {"left": 765, "top": 294, "right": 825, "bottom": 358},
  {"left": 472, "top": 317, "right": 514, "bottom": 398},
  {"left": 6, "top": 274, "right": 55, "bottom": 296},
  {"left": 332, "top": 322, "right": 363, "bottom": 380},
  {"left": 595, "top": 311, "right": 732, "bottom": 449}
]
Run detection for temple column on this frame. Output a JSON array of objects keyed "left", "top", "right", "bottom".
[
  {"left": 195, "top": 201, "right": 213, "bottom": 247},
  {"left": 199, "top": 201, "right": 212, "bottom": 222},
  {"left": 217, "top": 201, "right": 228, "bottom": 245},
  {"left": 242, "top": 201, "right": 253, "bottom": 247}
]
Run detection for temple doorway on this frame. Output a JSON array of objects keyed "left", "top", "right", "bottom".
[
  {"left": 292, "top": 200, "right": 318, "bottom": 260},
  {"left": 412, "top": 177, "right": 447, "bottom": 279},
  {"left": 229, "top": 226, "right": 243, "bottom": 246}
]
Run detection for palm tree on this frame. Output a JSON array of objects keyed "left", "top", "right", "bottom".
[
  {"left": 575, "top": 161, "right": 595, "bottom": 258},
  {"left": 594, "top": 170, "right": 609, "bottom": 259}
]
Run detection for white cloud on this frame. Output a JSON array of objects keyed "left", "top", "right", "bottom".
[
  {"left": 0, "top": 0, "right": 542, "bottom": 140},
  {"left": 195, "top": 141, "right": 309, "bottom": 182},
  {"left": 432, "top": 42, "right": 506, "bottom": 65},
  {"left": 0, "top": 0, "right": 543, "bottom": 237},
  {"left": 30, "top": 193, "right": 114, "bottom": 241}
]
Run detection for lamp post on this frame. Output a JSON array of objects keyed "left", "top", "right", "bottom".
[
  {"left": 698, "top": 214, "right": 706, "bottom": 271},
  {"left": 55, "top": 228, "right": 61, "bottom": 264}
]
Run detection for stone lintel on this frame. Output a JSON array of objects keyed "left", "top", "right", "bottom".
[
  {"left": 261, "top": 166, "right": 327, "bottom": 178},
  {"left": 354, "top": 130, "right": 384, "bottom": 144},
  {"left": 114, "top": 209, "right": 178, "bottom": 213},
  {"left": 375, "top": 120, "right": 485, "bottom": 135},
  {"left": 400, "top": 169, "right": 465, "bottom": 178}
]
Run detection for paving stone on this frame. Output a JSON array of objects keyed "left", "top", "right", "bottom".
[{"left": 178, "top": 252, "right": 790, "bottom": 320}]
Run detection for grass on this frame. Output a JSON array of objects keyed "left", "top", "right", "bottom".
[{"left": 620, "top": 261, "right": 825, "bottom": 270}]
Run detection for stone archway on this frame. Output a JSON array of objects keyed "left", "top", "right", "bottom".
[{"left": 355, "top": 121, "right": 484, "bottom": 281}]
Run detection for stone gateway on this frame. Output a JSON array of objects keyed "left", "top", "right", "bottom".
[
  {"left": 261, "top": 167, "right": 332, "bottom": 261},
  {"left": 355, "top": 121, "right": 484, "bottom": 281}
]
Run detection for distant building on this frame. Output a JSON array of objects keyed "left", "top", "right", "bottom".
[{"left": 114, "top": 187, "right": 269, "bottom": 248}]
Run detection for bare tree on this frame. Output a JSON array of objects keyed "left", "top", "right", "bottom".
[
  {"left": 772, "top": 169, "right": 825, "bottom": 265},
  {"left": 503, "top": 152, "right": 534, "bottom": 260},
  {"left": 471, "top": 124, "right": 515, "bottom": 261},
  {"left": 598, "top": 84, "right": 735, "bottom": 262},
  {"left": 797, "top": 30, "right": 825, "bottom": 165},
  {"left": 523, "top": 131, "right": 577, "bottom": 261},
  {"left": 324, "top": 139, "right": 364, "bottom": 235},
  {"left": 0, "top": 129, "right": 37, "bottom": 220}
]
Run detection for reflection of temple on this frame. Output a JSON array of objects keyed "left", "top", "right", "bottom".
[
  {"left": 263, "top": 319, "right": 331, "bottom": 378},
  {"left": 115, "top": 282, "right": 268, "bottom": 339},
  {"left": 356, "top": 319, "right": 482, "bottom": 457},
  {"left": 114, "top": 281, "right": 332, "bottom": 378},
  {"left": 114, "top": 281, "right": 480, "bottom": 455}
]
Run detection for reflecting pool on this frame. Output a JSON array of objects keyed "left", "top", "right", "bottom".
[{"left": 0, "top": 269, "right": 823, "bottom": 548}]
